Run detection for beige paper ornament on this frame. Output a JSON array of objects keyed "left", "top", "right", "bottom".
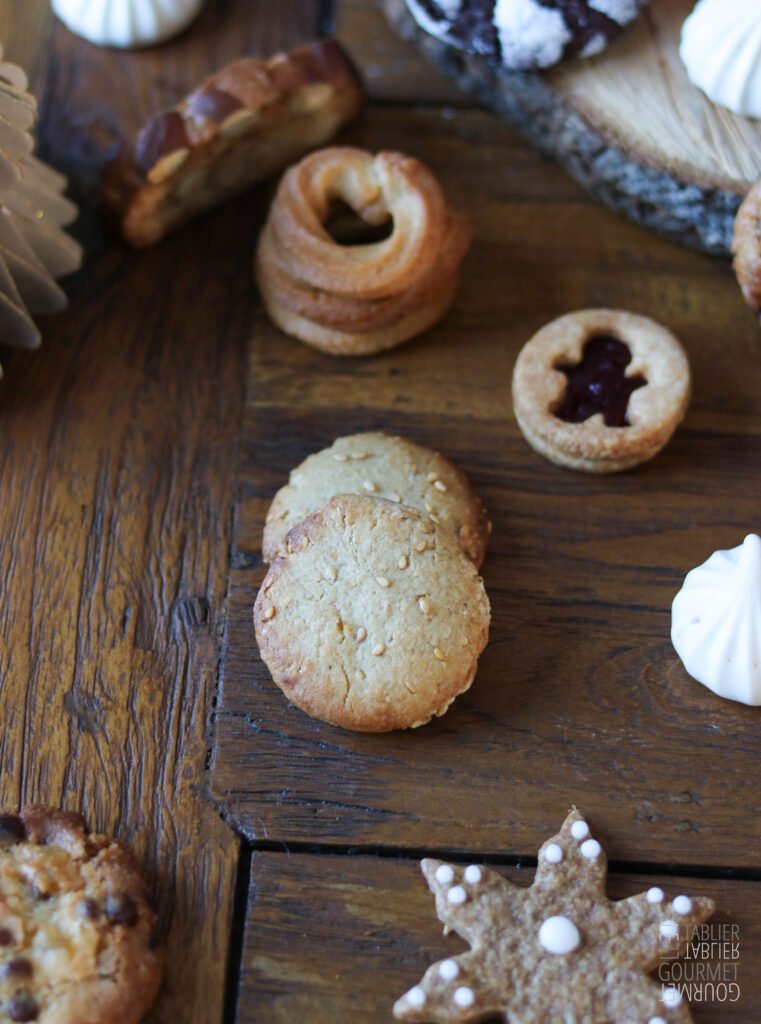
[{"left": 0, "top": 44, "right": 82, "bottom": 377}]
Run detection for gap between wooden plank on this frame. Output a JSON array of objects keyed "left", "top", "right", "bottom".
[{"left": 219, "top": 833, "right": 761, "bottom": 885}]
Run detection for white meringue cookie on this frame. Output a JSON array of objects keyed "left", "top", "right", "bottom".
[
  {"left": 680, "top": 0, "right": 761, "bottom": 119},
  {"left": 671, "top": 534, "right": 761, "bottom": 706},
  {"left": 52, "top": 0, "right": 206, "bottom": 49}
]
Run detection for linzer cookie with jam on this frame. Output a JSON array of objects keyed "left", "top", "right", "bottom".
[
  {"left": 402, "top": 0, "right": 648, "bottom": 71},
  {"left": 0, "top": 806, "right": 162, "bottom": 1023},
  {"left": 512, "top": 309, "right": 690, "bottom": 473},
  {"left": 102, "top": 39, "right": 363, "bottom": 247}
]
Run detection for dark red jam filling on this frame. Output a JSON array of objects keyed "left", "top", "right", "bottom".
[{"left": 554, "top": 335, "right": 646, "bottom": 428}]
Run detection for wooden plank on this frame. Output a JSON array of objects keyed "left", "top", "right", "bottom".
[
  {"left": 0, "top": 1, "right": 327, "bottom": 1020},
  {"left": 237, "top": 851, "right": 760, "bottom": 1022},
  {"left": 210, "top": 103, "right": 761, "bottom": 866},
  {"left": 336, "top": 0, "right": 465, "bottom": 105}
]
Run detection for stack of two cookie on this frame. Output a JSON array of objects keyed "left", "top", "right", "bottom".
[{"left": 255, "top": 433, "right": 492, "bottom": 732}]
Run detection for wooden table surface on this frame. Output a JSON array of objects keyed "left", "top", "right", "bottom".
[{"left": 1, "top": 2, "right": 760, "bottom": 1022}]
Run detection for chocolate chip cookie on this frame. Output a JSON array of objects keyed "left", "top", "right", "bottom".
[{"left": 0, "top": 806, "right": 162, "bottom": 1023}]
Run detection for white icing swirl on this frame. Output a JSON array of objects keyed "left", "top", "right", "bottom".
[
  {"left": 52, "top": 0, "right": 205, "bottom": 49},
  {"left": 680, "top": 0, "right": 761, "bottom": 119},
  {"left": 672, "top": 535, "right": 761, "bottom": 705}
]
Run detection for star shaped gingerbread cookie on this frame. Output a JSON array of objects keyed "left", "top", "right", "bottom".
[{"left": 394, "top": 809, "right": 715, "bottom": 1023}]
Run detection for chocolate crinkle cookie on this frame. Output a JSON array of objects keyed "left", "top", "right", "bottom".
[
  {"left": 405, "top": 0, "right": 648, "bottom": 70},
  {"left": 0, "top": 807, "right": 163, "bottom": 1024}
]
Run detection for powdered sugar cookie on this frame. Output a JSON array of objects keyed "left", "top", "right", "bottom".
[{"left": 404, "top": 0, "right": 647, "bottom": 71}]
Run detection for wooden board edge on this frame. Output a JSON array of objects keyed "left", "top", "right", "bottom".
[{"left": 379, "top": 0, "right": 740, "bottom": 257}]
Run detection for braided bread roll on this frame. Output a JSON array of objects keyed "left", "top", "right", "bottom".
[{"left": 255, "top": 147, "right": 472, "bottom": 355}]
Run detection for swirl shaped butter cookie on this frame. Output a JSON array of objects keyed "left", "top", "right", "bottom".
[
  {"left": 0, "top": 806, "right": 162, "bottom": 1023},
  {"left": 404, "top": 0, "right": 648, "bottom": 70},
  {"left": 255, "top": 146, "right": 472, "bottom": 355}
]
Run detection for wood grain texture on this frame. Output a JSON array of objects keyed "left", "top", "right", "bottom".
[
  {"left": 238, "top": 851, "right": 761, "bottom": 1022},
  {"left": 553, "top": 0, "right": 761, "bottom": 192},
  {"left": 210, "top": 101, "right": 761, "bottom": 867},
  {"left": 336, "top": 0, "right": 463, "bottom": 105},
  {"left": 0, "top": 1, "right": 326, "bottom": 1020},
  {"left": 369, "top": 0, "right": 755, "bottom": 254}
]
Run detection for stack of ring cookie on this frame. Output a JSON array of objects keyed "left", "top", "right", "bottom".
[
  {"left": 512, "top": 310, "right": 691, "bottom": 473},
  {"left": 255, "top": 146, "right": 472, "bottom": 355}
]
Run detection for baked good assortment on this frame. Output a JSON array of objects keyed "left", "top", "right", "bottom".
[
  {"left": 255, "top": 493, "right": 490, "bottom": 732},
  {"left": 511, "top": 310, "right": 691, "bottom": 473},
  {"left": 403, "top": 0, "right": 648, "bottom": 70},
  {"left": 0, "top": 806, "right": 162, "bottom": 1023},
  {"left": 9, "top": 0, "right": 753, "bottom": 1017},
  {"left": 394, "top": 808, "right": 715, "bottom": 1023},
  {"left": 262, "top": 432, "right": 490, "bottom": 566},
  {"left": 255, "top": 146, "right": 472, "bottom": 355},
  {"left": 102, "top": 40, "right": 363, "bottom": 247}
]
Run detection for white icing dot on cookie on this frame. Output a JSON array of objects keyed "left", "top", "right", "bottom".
[
  {"left": 570, "top": 820, "right": 590, "bottom": 840},
  {"left": 662, "top": 986, "right": 683, "bottom": 1008},
  {"left": 453, "top": 987, "right": 475, "bottom": 1008},
  {"left": 435, "top": 864, "right": 455, "bottom": 885},
  {"left": 406, "top": 986, "right": 426, "bottom": 1008},
  {"left": 647, "top": 887, "right": 665, "bottom": 904},
  {"left": 544, "top": 843, "right": 563, "bottom": 864},
  {"left": 448, "top": 885, "right": 467, "bottom": 905},
  {"left": 538, "top": 915, "right": 581, "bottom": 955},
  {"left": 580, "top": 839, "right": 601, "bottom": 860},
  {"left": 439, "top": 959, "right": 459, "bottom": 981},
  {"left": 673, "top": 895, "right": 692, "bottom": 915},
  {"left": 464, "top": 865, "right": 482, "bottom": 885},
  {"left": 660, "top": 920, "right": 679, "bottom": 941}
]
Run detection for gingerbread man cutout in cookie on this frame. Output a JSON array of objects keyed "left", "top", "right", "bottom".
[
  {"left": 555, "top": 335, "right": 647, "bottom": 427},
  {"left": 394, "top": 809, "right": 714, "bottom": 1023}
]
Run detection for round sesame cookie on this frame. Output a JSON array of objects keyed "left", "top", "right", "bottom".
[
  {"left": 255, "top": 494, "right": 491, "bottom": 732},
  {"left": 0, "top": 806, "right": 162, "bottom": 1024},
  {"left": 262, "top": 432, "right": 490, "bottom": 567}
]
